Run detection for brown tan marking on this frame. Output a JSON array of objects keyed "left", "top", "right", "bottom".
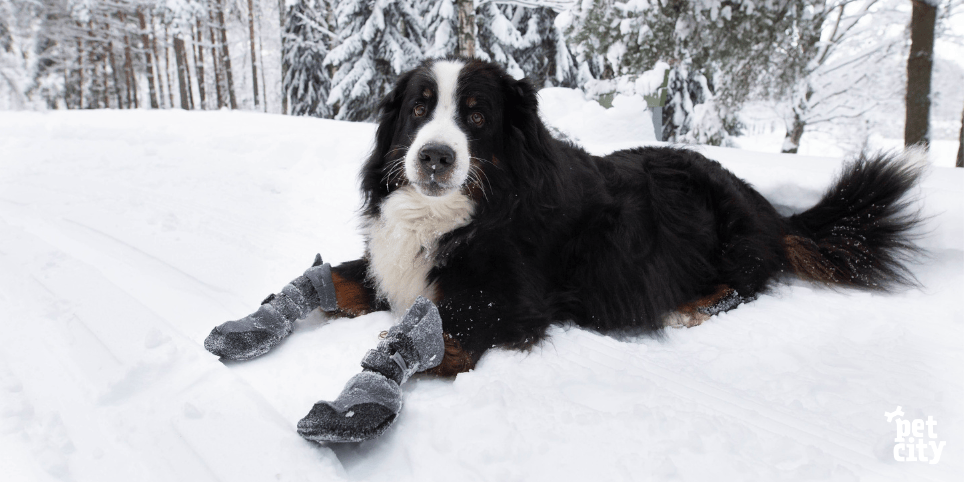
[
  {"left": 426, "top": 333, "right": 476, "bottom": 376},
  {"left": 784, "top": 234, "right": 840, "bottom": 284},
  {"left": 665, "top": 285, "right": 736, "bottom": 328},
  {"left": 327, "top": 271, "right": 376, "bottom": 318}
]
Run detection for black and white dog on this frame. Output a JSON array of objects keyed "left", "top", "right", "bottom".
[{"left": 206, "top": 58, "right": 922, "bottom": 443}]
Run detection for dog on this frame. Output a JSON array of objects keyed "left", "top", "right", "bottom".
[
  {"left": 327, "top": 57, "right": 922, "bottom": 373},
  {"left": 206, "top": 58, "right": 923, "bottom": 442}
]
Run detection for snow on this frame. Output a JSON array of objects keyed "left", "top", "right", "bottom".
[
  {"left": 539, "top": 87, "right": 656, "bottom": 147},
  {"left": 1, "top": 89, "right": 962, "bottom": 481}
]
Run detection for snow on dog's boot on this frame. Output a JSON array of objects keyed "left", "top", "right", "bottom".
[
  {"left": 204, "top": 254, "right": 337, "bottom": 361},
  {"left": 297, "top": 296, "right": 444, "bottom": 443}
]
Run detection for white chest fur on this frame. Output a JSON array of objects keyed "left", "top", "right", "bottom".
[{"left": 366, "top": 186, "right": 474, "bottom": 314}]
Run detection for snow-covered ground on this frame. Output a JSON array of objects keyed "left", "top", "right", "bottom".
[{"left": 1, "top": 92, "right": 961, "bottom": 481}]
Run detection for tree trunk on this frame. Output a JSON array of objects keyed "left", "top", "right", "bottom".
[
  {"left": 209, "top": 23, "right": 224, "bottom": 109},
  {"left": 216, "top": 0, "right": 238, "bottom": 109},
  {"left": 163, "top": 25, "right": 175, "bottom": 108},
  {"left": 62, "top": 65, "right": 70, "bottom": 109},
  {"left": 457, "top": 0, "right": 476, "bottom": 57},
  {"left": 257, "top": 11, "right": 268, "bottom": 112},
  {"left": 101, "top": 48, "right": 111, "bottom": 108},
  {"left": 184, "top": 39, "right": 195, "bottom": 109},
  {"left": 782, "top": 114, "right": 806, "bottom": 154},
  {"left": 88, "top": 22, "right": 104, "bottom": 108},
  {"left": 123, "top": 40, "right": 134, "bottom": 108},
  {"left": 137, "top": 9, "right": 159, "bottom": 109},
  {"left": 174, "top": 35, "right": 191, "bottom": 109},
  {"left": 905, "top": 1, "right": 937, "bottom": 148},
  {"left": 957, "top": 105, "right": 963, "bottom": 168},
  {"left": 206, "top": 7, "right": 224, "bottom": 109},
  {"left": 194, "top": 21, "right": 207, "bottom": 109},
  {"left": 150, "top": 13, "right": 167, "bottom": 108},
  {"left": 127, "top": 36, "right": 139, "bottom": 108},
  {"left": 121, "top": 33, "right": 134, "bottom": 108},
  {"left": 782, "top": 84, "right": 813, "bottom": 154},
  {"left": 279, "top": 0, "right": 287, "bottom": 114},
  {"left": 108, "top": 40, "right": 124, "bottom": 108},
  {"left": 76, "top": 37, "right": 84, "bottom": 109},
  {"left": 247, "top": 0, "right": 260, "bottom": 108}
]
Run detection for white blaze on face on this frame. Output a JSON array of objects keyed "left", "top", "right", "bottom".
[{"left": 404, "top": 60, "right": 470, "bottom": 196}]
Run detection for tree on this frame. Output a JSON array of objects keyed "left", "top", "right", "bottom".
[
  {"left": 476, "top": 2, "right": 576, "bottom": 88},
  {"left": 214, "top": 0, "right": 237, "bottom": 109},
  {"left": 772, "top": 1, "right": 910, "bottom": 154},
  {"left": 456, "top": 0, "right": 474, "bottom": 57},
  {"left": 323, "top": 0, "right": 424, "bottom": 121},
  {"left": 0, "top": 0, "right": 42, "bottom": 109},
  {"left": 565, "top": 0, "right": 781, "bottom": 144},
  {"left": 283, "top": 0, "right": 333, "bottom": 117},
  {"left": 905, "top": 0, "right": 938, "bottom": 147},
  {"left": 423, "top": 0, "right": 457, "bottom": 58},
  {"left": 245, "top": 0, "right": 260, "bottom": 109}
]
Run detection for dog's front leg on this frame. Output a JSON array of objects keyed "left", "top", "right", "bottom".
[
  {"left": 297, "top": 296, "right": 444, "bottom": 443},
  {"left": 204, "top": 255, "right": 385, "bottom": 361}
]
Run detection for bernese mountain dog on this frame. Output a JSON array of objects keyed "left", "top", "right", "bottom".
[{"left": 320, "top": 57, "right": 923, "bottom": 376}]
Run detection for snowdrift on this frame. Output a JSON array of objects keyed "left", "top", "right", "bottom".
[{"left": 0, "top": 98, "right": 961, "bottom": 481}]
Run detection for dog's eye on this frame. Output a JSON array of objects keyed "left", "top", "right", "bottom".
[
  {"left": 470, "top": 112, "right": 484, "bottom": 127},
  {"left": 413, "top": 105, "right": 427, "bottom": 117}
]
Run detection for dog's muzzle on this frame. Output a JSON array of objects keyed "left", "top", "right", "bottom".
[{"left": 416, "top": 143, "right": 457, "bottom": 195}]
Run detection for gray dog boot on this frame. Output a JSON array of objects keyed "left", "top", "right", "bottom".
[
  {"left": 297, "top": 296, "right": 444, "bottom": 443},
  {"left": 204, "top": 254, "right": 338, "bottom": 361}
]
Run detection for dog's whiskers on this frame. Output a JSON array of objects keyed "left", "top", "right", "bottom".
[{"left": 382, "top": 157, "right": 407, "bottom": 188}]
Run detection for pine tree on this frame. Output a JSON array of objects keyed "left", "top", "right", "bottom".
[
  {"left": 565, "top": 0, "right": 834, "bottom": 146},
  {"left": 283, "top": 0, "right": 333, "bottom": 117},
  {"left": 476, "top": 3, "right": 575, "bottom": 88},
  {"left": 323, "top": 0, "right": 424, "bottom": 121},
  {"left": 422, "top": 0, "right": 457, "bottom": 58}
]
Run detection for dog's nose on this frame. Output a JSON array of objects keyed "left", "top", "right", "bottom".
[{"left": 417, "top": 144, "right": 456, "bottom": 172}]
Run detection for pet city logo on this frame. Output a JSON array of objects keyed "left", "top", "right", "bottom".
[{"left": 884, "top": 406, "right": 946, "bottom": 464}]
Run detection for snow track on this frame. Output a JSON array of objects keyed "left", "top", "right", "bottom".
[{"left": 1, "top": 107, "right": 961, "bottom": 481}]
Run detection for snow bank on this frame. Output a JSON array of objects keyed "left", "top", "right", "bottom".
[
  {"left": 0, "top": 104, "right": 960, "bottom": 481},
  {"left": 539, "top": 87, "right": 656, "bottom": 150}
]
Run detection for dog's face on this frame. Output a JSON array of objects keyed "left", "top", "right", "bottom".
[
  {"left": 363, "top": 59, "right": 531, "bottom": 207},
  {"left": 398, "top": 60, "right": 473, "bottom": 197}
]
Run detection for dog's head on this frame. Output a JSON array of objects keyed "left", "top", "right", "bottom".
[{"left": 360, "top": 58, "right": 544, "bottom": 216}]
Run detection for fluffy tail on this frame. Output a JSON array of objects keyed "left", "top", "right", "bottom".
[{"left": 784, "top": 150, "right": 926, "bottom": 290}]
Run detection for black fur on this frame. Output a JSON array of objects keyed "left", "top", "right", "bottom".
[{"left": 355, "top": 58, "right": 923, "bottom": 362}]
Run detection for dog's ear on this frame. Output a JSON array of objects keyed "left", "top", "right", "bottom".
[
  {"left": 502, "top": 76, "right": 558, "bottom": 169},
  {"left": 360, "top": 70, "right": 415, "bottom": 216},
  {"left": 503, "top": 76, "right": 540, "bottom": 133}
]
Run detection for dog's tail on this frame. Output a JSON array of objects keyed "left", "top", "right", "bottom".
[{"left": 783, "top": 149, "right": 926, "bottom": 290}]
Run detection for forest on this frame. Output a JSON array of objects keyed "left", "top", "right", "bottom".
[{"left": 2, "top": 0, "right": 962, "bottom": 162}]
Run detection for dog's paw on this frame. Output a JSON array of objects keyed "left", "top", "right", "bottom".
[
  {"left": 662, "top": 311, "right": 710, "bottom": 328},
  {"left": 296, "top": 372, "right": 402, "bottom": 443},
  {"left": 203, "top": 326, "right": 283, "bottom": 361},
  {"left": 297, "top": 401, "right": 397, "bottom": 443}
]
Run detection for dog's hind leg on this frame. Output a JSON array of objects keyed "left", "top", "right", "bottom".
[
  {"left": 663, "top": 285, "right": 754, "bottom": 328},
  {"left": 425, "top": 333, "right": 476, "bottom": 377}
]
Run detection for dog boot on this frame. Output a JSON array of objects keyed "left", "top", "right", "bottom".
[
  {"left": 297, "top": 296, "right": 444, "bottom": 443},
  {"left": 204, "top": 254, "right": 338, "bottom": 361}
]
